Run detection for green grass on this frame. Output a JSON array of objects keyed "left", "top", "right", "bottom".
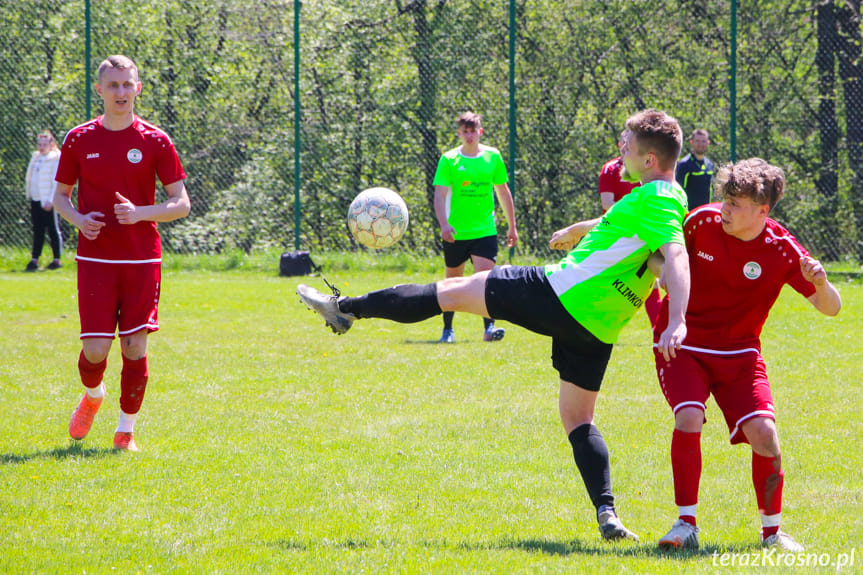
[{"left": 1, "top": 254, "right": 861, "bottom": 574}]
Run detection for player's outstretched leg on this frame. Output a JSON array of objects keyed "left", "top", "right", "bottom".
[
  {"left": 297, "top": 282, "right": 443, "bottom": 334},
  {"left": 297, "top": 284, "right": 357, "bottom": 334}
]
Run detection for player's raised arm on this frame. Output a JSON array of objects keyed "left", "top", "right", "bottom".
[
  {"left": 548, "top": 217, "right": 601, "bottom": 251},
  {"left": 656, "top": 241, "right": 689, "bottom": 361},
  {"left": 801, "top": 256, "right": 841, "bottom": 316}
]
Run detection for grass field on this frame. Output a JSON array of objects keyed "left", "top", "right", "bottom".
[{"left": 1, "top": 252, "right": 861, "bottom": 574}]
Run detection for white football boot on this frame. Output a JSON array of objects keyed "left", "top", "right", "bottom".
[
  {"left": 297, "top": 284, "right": 356, "bottom": 334},
  {"left": 658, "top": 518, "right": 700, "bottom": 550},
  {"left": 762, "top": 530, "right": 804, "bottom": 552},
  {"left": 598, "top": 509, "right": 639, "bottom": 541}
]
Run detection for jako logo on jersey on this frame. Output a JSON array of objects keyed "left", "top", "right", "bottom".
[
  {"left": 697, "top": 250, "right": 714, "bottom": 261},
  {"left": 86, "top": 153, "right": 100, "bottom": 159},
  {"left": 743, "top": 261, "right": 762, "bottom": 280},
  {"left": 127, "top": 149, "right": 143, "bottom": 164}
]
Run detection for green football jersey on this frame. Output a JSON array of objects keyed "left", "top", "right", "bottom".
[
  {"left": 544, "top": 180, "right": 687, "bottom": 344},
  {"left": 432, "top": 145, "right": 509, "bottom": 240}
]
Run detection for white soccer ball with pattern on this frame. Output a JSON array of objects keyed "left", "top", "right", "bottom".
[{"left": 347, "top": 187, "right": 409, "bottom": 249}]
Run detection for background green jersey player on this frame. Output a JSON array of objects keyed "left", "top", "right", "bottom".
[
  {"left": 433, "top": 112, "right": 518, "bottom": 343},
  {"left": 298, "top": 109, "right": 690, "bottom": 542}
]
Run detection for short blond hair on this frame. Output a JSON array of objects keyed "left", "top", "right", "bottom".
[
  {"left": 624, "top": 109, "right": 683, "bottom": 171},
  {"left": 98, "top": 55, "right": 139, "bottom": 82}
]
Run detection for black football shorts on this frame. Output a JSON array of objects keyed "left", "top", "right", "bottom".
[{"left": 485, "top": 265, "right": 613, "bottom": 391}]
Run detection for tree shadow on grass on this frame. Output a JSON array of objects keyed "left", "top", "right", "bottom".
[{"left": 0, "top": 442, "right": 117, "bottom": 465}]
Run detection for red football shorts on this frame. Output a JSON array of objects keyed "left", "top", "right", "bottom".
[
  {"left": 77, "top": 260, "right": 161, "bottom": 339},
  {"left": 654, "top": 346, "right": 775, "bottom": 445}
]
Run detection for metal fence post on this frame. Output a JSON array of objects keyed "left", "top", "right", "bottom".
[
  {"left": 85, "top": 0, "right": 92, "bottom": 119},
  {"left": 508, "top": 0, "right": 516, "bottom": 262},
  {"left": 730, "top": 0, "right": 737, "bottom": 163},
  {"left": 294, "top": 0, "right": 302, "bottom": 250}
]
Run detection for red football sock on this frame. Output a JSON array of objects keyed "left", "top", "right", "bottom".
[
  {"left": 644, "top": 286, "right": 662, "bottom": 328},
  {"left": 753, "top": 451, "right": 784, "bottom": 537},
  {"left": 78, "top": 350, "right": 107, "bottom": 389},
  {"left": 671, "top": 429, "right": 702, "bottom": 513},
  {"left": 119, "top": 355, "right": 149, "bottom": 415}
]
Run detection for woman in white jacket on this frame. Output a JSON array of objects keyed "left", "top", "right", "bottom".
[{"left": 25, "top": 131, "right": 63, "bottom": 271}]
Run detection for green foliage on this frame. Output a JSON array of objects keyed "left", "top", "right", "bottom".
[
  {"left": 166, "top": 154, "right": 294, "bottom": 254},
  {"left": 1, "top": 263, "right": 861, "bottom": 573},
  {"left": 0, "top": 0, "right": 861, "bottom": 262}
]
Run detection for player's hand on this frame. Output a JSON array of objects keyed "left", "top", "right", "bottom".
[
  {"left": 440, "top": 224, "right": 456, "bottom": 243},
  {"left": 79, "top": 212, "right": 106, "bottom": 240},
  {"left": 657, "top": 319, "right": 686, "bottom": 361},
  {"left": 41, "top": 201, "right": 53, "bottom": 212},
  {"left": 549, "top": 226, "right": 576, "bottom": 251},
  {"left": 506, "top": 227, "right": 519, "bottom": 248},
  {"left": 114, "top": 192, "right": 140, "bottom": 225},
  {"left": 800, "top": 256, "right": 827, "bottom": 287}
]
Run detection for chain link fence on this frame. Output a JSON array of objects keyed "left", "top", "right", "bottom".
[{"left": 2, "top": 0, "right": 861, "bottom": 263}]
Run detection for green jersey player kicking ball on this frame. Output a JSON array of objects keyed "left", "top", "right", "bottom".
[{"left": 298, "top": 109, "right": 691, "bottom": 541}]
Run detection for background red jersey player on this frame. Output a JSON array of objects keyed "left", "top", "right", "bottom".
[
  {"left": 54, "top": 55, "right": 190, "bottom": 452},
  {"left": 651, "top": 158, "right": 841, "bottom": 552},
  {"left": 598, "top": 131, "right": 639, "bottom": 213}
]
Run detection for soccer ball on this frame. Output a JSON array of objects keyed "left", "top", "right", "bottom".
[{"left": 347, "top": 187, "right": 409, "bottom": 249}]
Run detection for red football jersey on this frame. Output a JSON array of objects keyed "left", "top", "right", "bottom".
[
  {"left": 56, "top": 116, "right": 186, "bottom": 262},
  {"left": 655, "top": 203, "right": 816, "bottom": 350},
  {"left": 598, "top": 157, "right": 638, "bottom": 208}
]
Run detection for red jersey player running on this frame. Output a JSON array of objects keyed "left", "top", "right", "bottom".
[
  {"left": 652, "top": 158, "right": 841, "bottom": 551},
  {"left": 54, "top": 55, "right": 190, "bottom": 451}
]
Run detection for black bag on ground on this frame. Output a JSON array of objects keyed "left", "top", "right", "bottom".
[{"left": 279, "top": 251, "right": 318, "bottom": 276}]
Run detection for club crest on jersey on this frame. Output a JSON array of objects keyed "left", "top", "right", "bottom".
[
  {"left": 127, "top": 148, "right": 143, "bottom": 164},
  {"left": 743, "top": 261, "right": 762, "bottom": 280}
]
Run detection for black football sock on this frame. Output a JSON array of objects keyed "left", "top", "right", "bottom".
[
  {"left": 483, "top": 317, "right": 494, "bottom": 330},
  {"left": 568, "top": 423, "right": 615, "bottom": 513},
  {"left": 443, "top": 311, "right": 454, "bottom": 330},
  {"left": 339, "top": 283, "right": 441, "bottom": 323}
]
